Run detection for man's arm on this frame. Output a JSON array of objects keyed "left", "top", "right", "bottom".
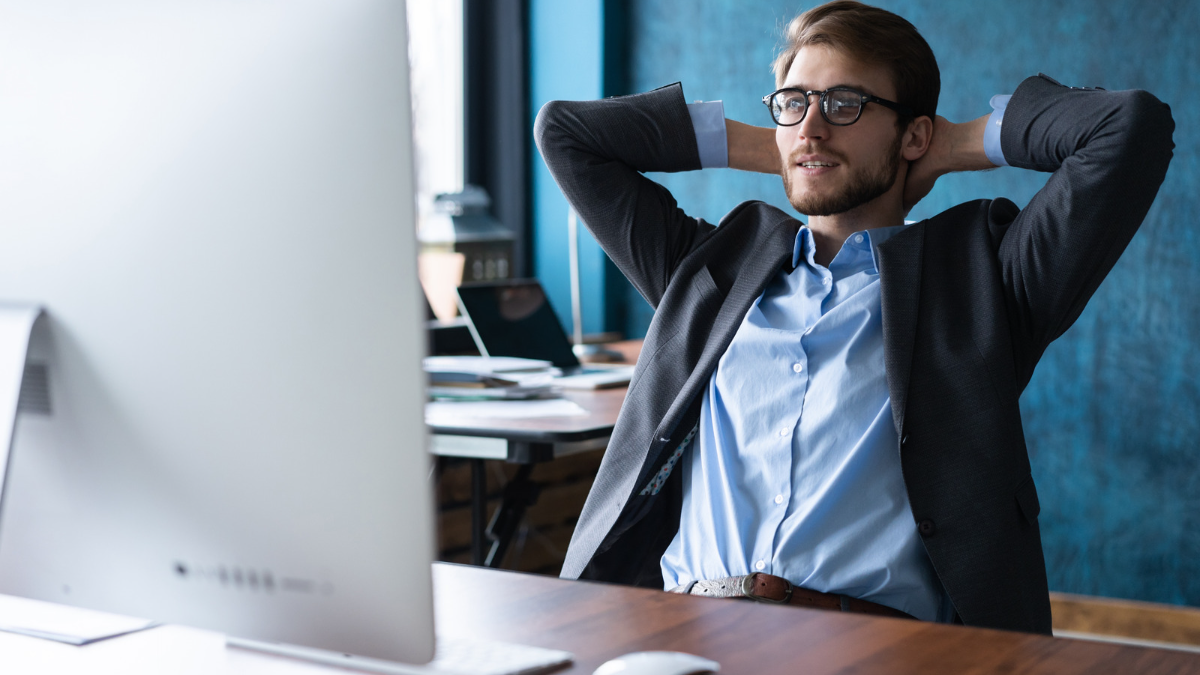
[
  {"left": 534, "top": 84, "right": 714, "bottom": 309},
  {"left": 994, "top": 76, "right": 1172, "bottom": 365},
  {"left": 725, "top": 119, "right": 781, "bottom": 175},
  {"left": 901, "top": 75, "right": 1173, "bottom": 377}
]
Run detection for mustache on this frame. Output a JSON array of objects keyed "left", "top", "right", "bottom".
[{"left": 786, "top": 146, "right": 848, "bottom": 165}]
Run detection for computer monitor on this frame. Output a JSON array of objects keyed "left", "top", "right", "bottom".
[{"left": 0, "top": 0, "right": 435, "bottom": 667}]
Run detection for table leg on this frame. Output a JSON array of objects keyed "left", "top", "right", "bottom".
[
  {"left": 484, "top": 464, "right": 539, "bottom": 568},
  {"left": 470, "top": 458, "right": 486, "bottom": 566}
]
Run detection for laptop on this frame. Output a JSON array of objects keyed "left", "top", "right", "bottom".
[{"left": 455, "top": 281, "right": 634, "bottom": 389}]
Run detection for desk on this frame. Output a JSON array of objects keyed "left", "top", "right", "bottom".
[
  {"left": 5, "top": 564, "right": 1200, "bottom": 673},
  {"left": 426, "top": 387, "right": 625, "bottom": 463},
  {"left": 425, "top": 341, "right": 639, "bottom": 567},
  {"left": 433, "top": 565, "right": 1200, "bottom": 674}
]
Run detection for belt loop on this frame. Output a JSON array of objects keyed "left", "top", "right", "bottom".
[{"left": 840, "top": 595, "right": 852, "bottom": 612}]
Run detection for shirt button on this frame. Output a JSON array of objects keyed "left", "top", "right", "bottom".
[
  {"left": 792, "top": 362, "right": 803, "bottom": 373},
  {"left": 755, "top": 560, "right": 766, "bottom": 571},
  {"left": 822, "top": 276, "right": 831, "bottom": 285},
  {"left": 779, "top": 428, "right": 789, "bottom": 437},
  {"left": 774, "top": 494, "right": 784, "bottom": 505},
  {"left": 854, "top": 234, "right": 864, "bottom": 244}
]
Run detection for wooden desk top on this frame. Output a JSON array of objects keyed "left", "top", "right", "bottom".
[
  {"left": 5, "top": 564, "right": 1199, "bottom": 673},
  {"left": 433, "top": 563, "right": 1200, "bottom": 674}
]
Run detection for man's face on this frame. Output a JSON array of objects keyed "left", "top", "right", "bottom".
[{"left": 777, "top": 45, "right": 906, "bottom": 217}]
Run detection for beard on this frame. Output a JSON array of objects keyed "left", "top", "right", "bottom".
[{"left": 783, "top": 130, "right": 903, "bottom": 217}]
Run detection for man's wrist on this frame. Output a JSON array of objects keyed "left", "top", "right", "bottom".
[
  {"left": 946, "top": 115, "right": 997, "bottom": 173},
  {"left": 726, "top": 120, "right": 781, "bottom": 175}
]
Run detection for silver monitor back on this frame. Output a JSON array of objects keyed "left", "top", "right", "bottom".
[{"left": 0, "top": 0, "right": 435, "bottom": 665}]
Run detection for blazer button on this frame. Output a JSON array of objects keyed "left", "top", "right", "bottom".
[{"left": 918, "top": 519, "right": 936, "bottom": 537}]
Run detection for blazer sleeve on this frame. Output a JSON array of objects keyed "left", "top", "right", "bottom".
[
  {"left": 995, "top": 74, "right": 1174, "bottom": 372},
  {"left": 533, "top": 83, "right": 715, "bottom": 309}
]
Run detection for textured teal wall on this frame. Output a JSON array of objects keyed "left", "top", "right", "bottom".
[
  {"left": 529, "top": 0, "right": 610, "bottom": 335},
  {"left": 623, "top": 1, "right": 1197, "bottom": 605}
]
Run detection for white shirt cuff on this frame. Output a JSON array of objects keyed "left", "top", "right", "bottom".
[
  {"left": 687, "top": 101, "right": 728, "bottom": 169},
  {"left": 983, "top": 94, "right": 1011, "bottom": 167}
]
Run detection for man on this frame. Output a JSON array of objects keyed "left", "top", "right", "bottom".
[{"left": 534, "top": 1, "right": 1173, "bottom": 633}]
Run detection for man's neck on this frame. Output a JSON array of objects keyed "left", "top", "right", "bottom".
[{"left": 806, "top": 204, "right": 904, "bottom": 267}]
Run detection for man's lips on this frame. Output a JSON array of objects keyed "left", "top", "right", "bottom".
[{"left": 789, "top": 153, "right": 841, "bottom": 176}]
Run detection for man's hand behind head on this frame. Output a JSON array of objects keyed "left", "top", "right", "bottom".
[{"left": 903, "top": 114, "right": 996, "bottom": 216}]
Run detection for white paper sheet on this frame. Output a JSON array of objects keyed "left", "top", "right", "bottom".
[
  {"left": 426, "top": 398, "right": 589, "bottom": 420},
  {"left": 423, "top": 356, "right": 554, "bottom": 375}
]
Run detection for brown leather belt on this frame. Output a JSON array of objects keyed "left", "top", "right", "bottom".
[{"left": 670, "top": 573, "right": 914, "bottom": 620}]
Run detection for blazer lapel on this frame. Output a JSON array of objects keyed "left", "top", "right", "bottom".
[
  {"left": 876, "top": 222, "right": 925, "bottom": 438},
  {"left": 681, "top": 218, "right": 796, "bottom": 406}
]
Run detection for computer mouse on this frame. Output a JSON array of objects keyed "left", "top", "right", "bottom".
[{"left": 592, "top": 650, "right": 720, "bottom": 675}]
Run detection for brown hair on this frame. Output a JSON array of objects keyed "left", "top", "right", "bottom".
[{"left": 772, "top": 1, "right": 940, "bottom": 123}]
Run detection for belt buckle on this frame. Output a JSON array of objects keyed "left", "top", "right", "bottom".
[{"left": 740, "top": 573, "right": 793, "bottom": 604}]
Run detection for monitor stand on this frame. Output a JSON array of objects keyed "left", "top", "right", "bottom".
[
  {"left": 0, "top": 303, "right": 162, "bottom": 646},
  {"left": 0, "top": 303, "right": 43, "bottom": 496}
]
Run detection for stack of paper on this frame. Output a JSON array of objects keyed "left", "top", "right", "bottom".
[{"left": 423, "top": 356, "right": 561, "bottom": 400}]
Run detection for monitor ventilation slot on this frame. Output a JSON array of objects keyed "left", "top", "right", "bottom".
[{"left": 17, "top": 363, "right": 52, "bottom": 416}]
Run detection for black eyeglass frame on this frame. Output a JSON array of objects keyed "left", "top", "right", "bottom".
[{"left": 762, "top": 86, "right": 914, "bottom": 127}]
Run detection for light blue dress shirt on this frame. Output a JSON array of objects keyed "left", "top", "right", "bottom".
[
  {"left": 659, "top": 96, "right": 1010, "bottom": 621},
  {"left": 660, "top": 226, "right": 956, "bottom": 621}
]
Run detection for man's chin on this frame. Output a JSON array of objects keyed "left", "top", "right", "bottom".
[
  {"left": 786, "top": 177, "right": 896, "bottom": 217},
  {"left": 788, "top": 191, "right": 852, "bottom": 217}
]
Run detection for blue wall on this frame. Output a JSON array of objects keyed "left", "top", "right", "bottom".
[
  {"left": 530, "top": 0, "right": 619, "bottom": 337},
  {"left": 619, "top": 0, "right": 1199, "bottom": 605}
]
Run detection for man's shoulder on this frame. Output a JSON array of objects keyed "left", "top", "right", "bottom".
[
  {"left": 880, "top": 198, "right": 1025, "bottom": 266},
  {"left": 924, "top": 197, "right": 1019, "bottom": 226},
  {"left": 917, "top": 197, "right": 1022, "bottom": 242}
]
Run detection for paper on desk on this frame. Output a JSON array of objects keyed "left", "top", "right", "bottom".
[
  {"left": 423, "top": 355, "right": 554, "bottom": 375},
  {"left": 0, "top": 594, "right": 159, "bottom": 645},
  {"left": 426, "top": 398, "right": 589, "bottom": 420}
]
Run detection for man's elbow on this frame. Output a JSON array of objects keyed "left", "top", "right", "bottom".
[
  {"left": 533, "top": 100, "right": 569, "bottom": 156},
  {"left": 1120, "top": 89, "right": 1175, "bottom": 174}
]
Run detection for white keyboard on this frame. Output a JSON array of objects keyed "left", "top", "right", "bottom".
[
  {"left": 391, "top": 635, "right": 574, "bottom": 675},
  {"left": 228, "top": 634, "right": 573, "bottom": 675}
]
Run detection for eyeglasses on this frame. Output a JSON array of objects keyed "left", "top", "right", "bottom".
[{"left": 762, "top": 87, "right": 913, "bottom": 127}]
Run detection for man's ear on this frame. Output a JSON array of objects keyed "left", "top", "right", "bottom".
[{"left": 901, "top": 115, "right": 933, "bottom": 161}]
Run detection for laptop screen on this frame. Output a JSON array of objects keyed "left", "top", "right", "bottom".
[{"left": 456, "top": 281, "right": 581, "bottom": 369}]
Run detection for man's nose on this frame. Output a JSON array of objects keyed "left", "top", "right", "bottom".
[{"left": 795, "top": 97, "right": 829, "bottom": 141}]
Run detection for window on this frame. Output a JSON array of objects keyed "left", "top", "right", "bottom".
[{"left": 407, "top": 0, "right": 464, "bottom": 231}]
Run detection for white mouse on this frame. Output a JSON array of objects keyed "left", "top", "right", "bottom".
[{"left": 592, "top": 650, "right": 720, "bottom": 675}]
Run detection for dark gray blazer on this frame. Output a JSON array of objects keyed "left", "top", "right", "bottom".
[{"left": 533, "top": 74, "right": 1173, "bottom": 634}]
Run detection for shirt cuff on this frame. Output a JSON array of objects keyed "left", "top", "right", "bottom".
[
  {"left": 983, "top": 94, "right": 1010, "bottom": 167},
  {"left": 687, "top": 101, "right": 728, "bottom": 169}
]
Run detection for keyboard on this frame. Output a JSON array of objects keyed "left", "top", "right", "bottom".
[{"left": 386, "top": 635, "right": 574, "bottom": 675}]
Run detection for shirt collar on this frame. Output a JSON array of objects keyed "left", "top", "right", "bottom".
[
  {"left": 790, "top": 222, "right": 910, "bottom": 274},
  {"left": 865, "top": 223, "right": 908, "bottom": 272}
]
